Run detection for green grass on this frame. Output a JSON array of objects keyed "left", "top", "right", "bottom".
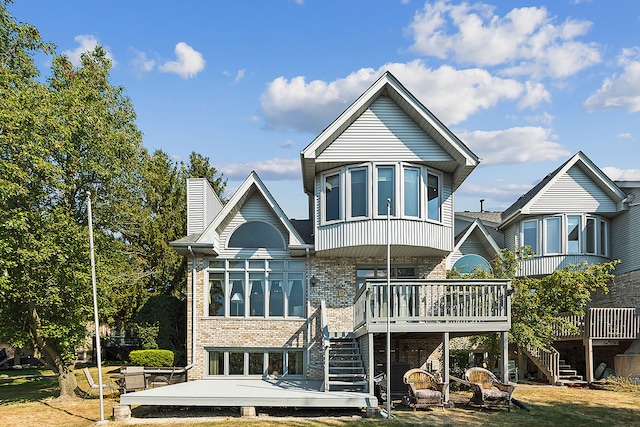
[{"left": 1, "top": 367, "right": 639, "bottom": 426}]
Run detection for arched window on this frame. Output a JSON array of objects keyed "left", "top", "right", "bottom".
[
  {"left": 228, "top": 221, "right": 286, "bottom": 249},
  {"left": 453, "top": 254, "right": 492, "bottom": 274}
]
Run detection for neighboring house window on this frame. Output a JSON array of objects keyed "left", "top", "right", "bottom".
[
  {"left": 567, "top": 216, "right": 581, "bottom": 254},
  {"left": 349, "top": 168, "right": 368, "bottom": 218},
  {"left": 427, "top": 173, "right": 440, "bottom": 221},
  {"left": 544, "top": 216, "right": 561, "bottom": 254},
  {"left": 585, "top": 217, "right": 596, "bottom": 254},
  {"left": 522, "top": 219, "right": 538, "bottom": 254},
  {"left": 207, "top": 349, "right": 304, "bottom": 377},
  {"left": 228, "top": 221, "right": 285, "bottom": 249},
  {"left": 520, "top": 215, "right": 609, "bottom": 257},
  {"left": 206, "top": 259, "right": 305, "bottom": 318},
  {"left": 324, "top": 173, "right": 341, "bottom": 222},
  {"left": 403, "top": 167, "right": 420, "bottom": 217},
  {"left": 377, "top": 166, "right": 395, "bottom": 216}
]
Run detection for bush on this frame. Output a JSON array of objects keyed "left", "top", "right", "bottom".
[{"left": 128, "top": 349, "right": 174, "bottom": 367}]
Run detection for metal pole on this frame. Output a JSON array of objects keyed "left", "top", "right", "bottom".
[
  {"left": 87, "top": 192, "right": 105, "bottom": 421},
  {"left": 386, "top": 198, "right": 392, "bottom": 418}
]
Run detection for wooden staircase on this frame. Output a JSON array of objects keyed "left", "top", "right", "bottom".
[
  {"left": 327, "top": 335, "right": 367, "bottom": 392},
  {"left": 557, "top": 359, "right": 587, "bottom": 385},
  {"left": 522, "top": 346, "right": 587, "bottom": 385}
]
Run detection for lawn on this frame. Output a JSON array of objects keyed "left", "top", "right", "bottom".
[{"left": 1, "top": 367, "right": 639, "bottom": 426}]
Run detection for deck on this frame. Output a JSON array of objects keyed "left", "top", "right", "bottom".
[
  {"left": 119, "top": 378, "right": 377, "bottom": 409},
  {"left": 354, "top": 279, "right": 512, "bottom": 336}
]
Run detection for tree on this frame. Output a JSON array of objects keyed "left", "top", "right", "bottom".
[
  {"left": 449, "top": 248, "right": 618, "bottom": 363},
  {"left": 0, "top": 3, "right": 146, "bottom": 398}
]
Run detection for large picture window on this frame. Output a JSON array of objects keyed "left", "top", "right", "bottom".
[{"left": 207, "top": 259, "right": 305, "bottom": 318}]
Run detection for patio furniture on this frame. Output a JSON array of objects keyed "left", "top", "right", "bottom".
[
  {"left": 464, "top": 367, "right": 516, "bottom": 411},
  {"left": 82, "top": 367, "right": 119, "bottom": 400},
  {"left": 402, "top": 368, "right": 448, "bottom": 411}
]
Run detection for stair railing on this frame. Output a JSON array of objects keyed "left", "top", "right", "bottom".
[{"left": 524, "top": 344, "right": 559, "bottom": 385}]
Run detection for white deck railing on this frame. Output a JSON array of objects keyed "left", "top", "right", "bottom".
[
  {"left": 354, "top": 279, "right": 511, "bottom": 332},
  {"left": 554, "top": 308, "right": 639, "bottom": 340}
]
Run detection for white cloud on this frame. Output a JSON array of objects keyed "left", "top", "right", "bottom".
[
  {"left": 583, "top": 49, "right": 640, "bottom": 112},
  {"left": 260, "top": 60, "right": 534, "bottom": 133},
  {"left": 617, "top": 132, "right": 635, "bottom": 141},
  {"left": 602, "top": 167, "right": 640, "bottom": 181},
  {"left": 457, "top": 180, "right": 534, "bottom": 204},
  {"left": 130, "top": 49, "right": 155, "bottom": 75},
  {"left": 216, "top": 158, "right": 300, "bottom": 181},
  {"left": 458, "top": 126, "right": 570, "bottom": 165},
  {"left": 62, "top": 35, "right": 116, "bottom": 67},
  {"left": 159, "top": 42, "right": 205, "bottom": 79},
  {"left": 406, "top": 1, "right": 600, "bottom": 79},
  {"left": 234, "top": 69, "right": 246, "bottom": 83}
]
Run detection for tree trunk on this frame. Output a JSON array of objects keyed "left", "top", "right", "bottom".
[{"left": 57, "top": 364, "right": 79, "bottom": 400}]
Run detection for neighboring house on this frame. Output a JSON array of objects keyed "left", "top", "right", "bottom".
[
  {"left": 454, "top": 152, "right": 640, "bottom": 383},
  {"left": 170, "top": 72, "right": 513, "bottom": 396}
]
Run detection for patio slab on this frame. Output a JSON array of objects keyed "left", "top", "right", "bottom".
[{"left": 119, "top": 379, "right": 378, "bottom": 409}]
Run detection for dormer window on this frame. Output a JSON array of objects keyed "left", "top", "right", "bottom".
[{"left": 320, "top": 162, "right": 442, "bottom": 225}]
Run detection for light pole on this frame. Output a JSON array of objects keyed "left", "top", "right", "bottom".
[
  {"left": 87, "top": 192, "right": 105, "bottom": 423},
  {"left": 386, "top": 197, "right": 392, "bottom": 419}
]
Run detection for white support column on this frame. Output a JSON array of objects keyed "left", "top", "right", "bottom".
[
  {"left": 368, "top": 333, "right": 375, "bottom": 394},
  {"left": 442, "top": 332, "right": 450, "bottom": 403},
  {"left": 585, "top": 337, "right": 594, "bottom": 383},
  {"left": 500, "top": 331, "right": 509, "bottom": 383}
]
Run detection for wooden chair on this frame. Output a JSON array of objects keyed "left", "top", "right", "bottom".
[
  {"left": 82, "top": 367, "right": 119, "bottom": 400},
  {"left": 464, "top": 367, "right": 516, "bottom": 411},
  {"left": 402, "top": 368, "right": 448, "bottom": 411}
]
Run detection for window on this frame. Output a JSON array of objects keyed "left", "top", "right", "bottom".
[
  {"left": 427, "top": 173, "right": 440, "bottom": 221},
  {"left": 207, "top": 259, "right": 305, "bottom": 318},
  {"left": 522, "top": 219, "right": 538, "bottom": 254},
  {"left": 207, "top": 349, "right": 304, "bottom": 377},
  {"left": 586, "top": 217, "right": 596, "bottom": 254},
  {"left": 403, "top": 167, "right": 420, "bottom": 217},
  {"left": 356, "top": 264, "right": 416, "bottom": 291},
  {"left": 349, "top": 168, "right": 368, "bottom": 218},
  {"left": 567, "top": 216, "right": 581, "bottom": 254},
  {"left": 377, "top": 166, "right": 395, "bottom": 216},
  {"left": 544, "top": 216, "right": 561, "bottom": 254},
  {"left": 208, "top": 273, "right": 225, "bottom": 316},
  {"left": 324, "top": 173, "right": 341, "bottom": 221},
  {"left": 228, "top": 221, "right": 285, "bottom": 249}
]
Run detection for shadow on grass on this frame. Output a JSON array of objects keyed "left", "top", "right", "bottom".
[{"left": 0, "top": 370, "right": 58, "bottom": 403}]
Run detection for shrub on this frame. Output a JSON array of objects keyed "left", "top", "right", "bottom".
[{"left": 128, "top": 349, "right": 174, "bottom": 367}]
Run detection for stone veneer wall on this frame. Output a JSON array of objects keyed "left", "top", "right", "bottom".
[{"left": 591, "top": 268, "right": 640, "bottom": 308}]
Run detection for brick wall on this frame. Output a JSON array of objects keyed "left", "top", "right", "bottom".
[{"left": 592, "top": 268, "right": 640, "bottom": 308}]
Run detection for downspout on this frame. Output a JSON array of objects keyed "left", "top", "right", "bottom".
[
  {"left": 306, "top": 247, "right": 311, "bottom": 372},
  {"left": 188, "top": 246, "right": 196, "bottom": 367}
]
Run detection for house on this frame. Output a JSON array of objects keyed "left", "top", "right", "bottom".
[
  {"left": 168, "top": 72, "right": 513, "bottom": 403},
  {"left": 453, "top": 152, "right": 640, "bottom": 383}
]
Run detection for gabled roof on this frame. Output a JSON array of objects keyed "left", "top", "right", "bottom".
[
  {"left": 300, "top": 71, "right": 479, "bottom": 194},
  {"left": 500, "top": 151, "right": 627, "bottom": 227},
  {"left": 454, "top": 218, "right": 502, "bottom": 257},
  {"left": 193, "top": 171, "right": 309, "bottom": 253}
]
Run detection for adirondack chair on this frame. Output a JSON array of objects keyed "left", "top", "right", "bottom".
[
  {"left": 82, "top": 367, "right": 119, "bottom": 400},
  {"left": 464, "top": 367, "right": 516, "bottom": 411},
  {"left": 402, "top": 368, "right": 448, "bottom": 411}
]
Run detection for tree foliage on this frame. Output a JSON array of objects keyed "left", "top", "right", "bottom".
[{"left": 0, "top": 3, "right": 226, "bottom": 398}]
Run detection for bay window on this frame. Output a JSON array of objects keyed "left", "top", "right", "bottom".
[{"left": 520, "top": 215, "right": 609, "bottom": 257}]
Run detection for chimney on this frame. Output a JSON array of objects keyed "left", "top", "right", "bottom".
[{"left": 480, "top": 199, "right": 485, "bottom": 213}]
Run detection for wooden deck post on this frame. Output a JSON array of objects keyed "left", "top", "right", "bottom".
[
  {"left": 584, "top": 337, "right": 594, "bottom": 382},
  {"left": 442, "top": 332, "right": 450, "bottom": 403},
  {"left": 367, "top": 333, "right": 374, "bottom": 394},
  {"left": 500, "top": 331, "right": 509, "bottom": 383}
]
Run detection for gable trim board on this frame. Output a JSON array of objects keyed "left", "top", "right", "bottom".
[{"left": 300, "top": 72, "right": 479, "bottom": 195}]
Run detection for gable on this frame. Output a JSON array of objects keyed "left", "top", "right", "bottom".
[
  {"left": 317, "top": 97, "right": 453, "bottom": 164},
  {"left": 529, "top": 164, "right": 617, "bottom": 214}
]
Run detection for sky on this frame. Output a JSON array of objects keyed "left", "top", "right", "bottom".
[{"left": 9, "top": 0, "right": 640, "bottom": 219}]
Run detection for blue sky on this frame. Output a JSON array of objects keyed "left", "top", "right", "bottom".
[{"left": 9, "top": 0, "right": 640, "bottom": 219}]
